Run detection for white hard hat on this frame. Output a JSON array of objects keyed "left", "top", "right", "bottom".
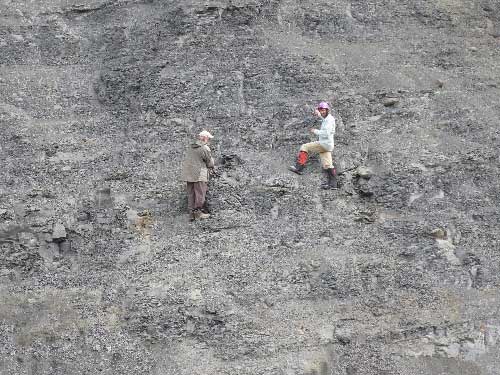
[{"left": 199, "top": 130, "right": 214, "bottom": 139}]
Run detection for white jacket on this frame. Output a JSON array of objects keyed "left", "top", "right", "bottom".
[{"left": 312, "top": 113, "right": 335, "bottom": 151}]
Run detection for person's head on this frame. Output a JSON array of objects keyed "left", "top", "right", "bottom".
[
  {"left": 198, "top": 130, "right": 214, "bottom": 144},
  {"left": 317, "top": 101, "right": 330, "bottom": 118}
]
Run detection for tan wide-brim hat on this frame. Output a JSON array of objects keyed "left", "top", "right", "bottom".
[{"left": 199, "top": 130, "right": 214, "bottom": 139}]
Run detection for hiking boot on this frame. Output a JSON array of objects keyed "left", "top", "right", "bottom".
[
  {"left": 289, "top": 163, "right": 304, "bottom": 175},
  {"left": 321, "top": 167, "right": 338, "bottom": 190},
  {"left": 289, "top": 151, "right": 308, "bottom": 174},
  {"left": 193, "top": 209, "right": 210, "bottom": 220}
]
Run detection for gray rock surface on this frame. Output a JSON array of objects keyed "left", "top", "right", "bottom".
[{"left": 1, "top": 0, "right": 500, "bottom": 374}]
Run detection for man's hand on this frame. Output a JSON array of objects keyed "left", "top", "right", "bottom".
[
  {"left": 309, "top": 128, "right": 316, "bottom": 134},
  {"left": 313, "top": 109, "right": 321, "bottom": 117}
]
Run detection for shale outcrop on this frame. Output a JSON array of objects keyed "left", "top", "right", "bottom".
[{"left": 1, "top": 1, "right": 500, "bottom": 374}]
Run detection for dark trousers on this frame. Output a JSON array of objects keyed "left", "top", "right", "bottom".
[{"left": 186, "top": 182, "right": 208, "bottom": 212}]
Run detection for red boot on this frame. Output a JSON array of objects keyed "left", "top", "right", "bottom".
[{"left": 289, "top": 151, "right": 308, "bottom": 175}]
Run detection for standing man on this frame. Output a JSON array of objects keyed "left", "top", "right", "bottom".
[
  {"left": 289, "top": 101, "right": 337, "bottom": 189},
  {"left": 180, "top": 130, "right": 215, "bottom": 220}
]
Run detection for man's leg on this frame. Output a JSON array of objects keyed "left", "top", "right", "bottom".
[
  {"left": 192, "top": 182, "right": 210, "bottom": 219},
  {"left": 303, "top": 142, "right": 327, "bottom": 155},
  {"left": 319, "top": 151, "right": 338, "bottom": 189},
  {"left": 289, "top": 142, "right": 322, "bottom": 174},
  {"left": 319, "top": 150, "right": 333, "bottom": 169},
  {"left": 186, "top": 182, "right": 196, "bottom": 220}
]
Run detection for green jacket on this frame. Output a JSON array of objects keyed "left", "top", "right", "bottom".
[{"left": 180, "top": 141, "right": 214, "bottom": 182}]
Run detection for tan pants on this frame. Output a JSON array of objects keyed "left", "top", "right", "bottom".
[{"left": 300, "top": 142, "right": 333, "bottom": 169}]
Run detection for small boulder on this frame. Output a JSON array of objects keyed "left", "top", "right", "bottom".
[
  {"left": 355, "top": 166, "right": 373, "bottom": 179},
  {"left": 430, "top": 228, "right": 447, "bottom": 239},
  {"left": 383, "top": 97, "right": 399, "bottom": 107},
  {"left": 52, "top": 223, "right": 67, "bottom": 242},
  {"left": 335, "top": 327, "right": 353, "bottom": 345}
]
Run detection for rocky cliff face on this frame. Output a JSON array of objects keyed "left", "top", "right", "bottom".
[{"left": 1, "top": 1, "right": 500, "bottom": 374}]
